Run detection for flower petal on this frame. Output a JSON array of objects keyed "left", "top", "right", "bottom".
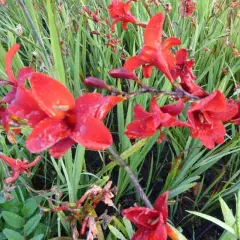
[
  {"left": 17, "top": 67, "right": 33, "bottom": 85},
  {"left": 124, "top": 56, "right": 147, "bottom": 72},
  {"left": 71, "top": 116, "right": 112, "bottom": 150},
  {"left": 49, "top": 137, "right": 75, "bottom": 158},
  {"left": 5, "top": 44, "right": 20, "bottom": 84},
  {"left": 154, "top": 191, "right": 169, "bottom": 223},
  {"left": 75, "top": 93, "right": 122, "bottom": 121},
  {"left": 160, "top": 100, "right": 184, "bottom": 116},
  {"left": 8, "top": 87, "right": 47, "bottom": 127},
  {"left": 30, "top": 73, "right": 75, "bottom": 120},
  {"left": 143, "top": 65, "right": 153, "bottom": 78},
  {"left": 122, "top": 207, "right": 160, "bottom": 229},
  {"left": 176, "top": 49, "right": 188, "bottom": 65},
  {"left": 26, "top": 118, "right": 69, "bottom": 153},
  {"left": 134, "top": 104, "right": 152, "bottom": 120},
  {"left": 144, "top": 13, "right": 165, "bottom": 47}
]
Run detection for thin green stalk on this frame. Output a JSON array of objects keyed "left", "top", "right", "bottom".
[{"left": 108, "top": 146, "right": 153, "bottom": 208}]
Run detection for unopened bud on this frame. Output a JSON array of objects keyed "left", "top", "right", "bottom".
[{"left": 84, "top": 77, "right": 111, "bottom": 90}]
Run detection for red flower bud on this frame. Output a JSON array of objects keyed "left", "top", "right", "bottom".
[
  {"left": 109, "top": 68, "right": 139, "bottom": 81},
  {"left": 84, "top": 77, "right": 110, "bottom": 89}
]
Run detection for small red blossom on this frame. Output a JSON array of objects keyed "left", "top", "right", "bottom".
[
  {"left": 181, "top": 0, "right": 196, "bottom": 18},
  {"left": 108, "top": 0, "right": 138, "bottom": 32},
  {"left": 15, "top": 73, "right": 123, "bottom": 158},
  {"left": 124, "top": 13, "right": 181, "bottom": 82},
  {"left": 232, "top": 2, "right": 240, "bottom": 7},
  {"left": 187, "top": 90, "right": 238, "bottom": 149},
  {"left": 125, "top": 98, "right": 189, "bottom": 142},
  {"left": 122, "top": 192, "right": 177, "bottom": 240},
  {"left": 170, "top": 49, "right": 207, "bottom": 98},
  {"left": 0, "top": 154, "right": 41, "bottom": 183},
  {"left": 0, "top": 44, "right": 35, "bottom": 131},
  {"left": 229, "top": 100, "right": 240, "bottom": 125}
]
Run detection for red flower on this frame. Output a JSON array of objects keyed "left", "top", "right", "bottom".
[
  {"left": 124, "top": 13, "right": 181, "bottom": 82},
  {"left": 125, "top": 98, "right": 189, "bottom": 142},
  {"left": 229, "top": 100, "right": 240, "bottom": 125},
  {"left": 0, "top": 154, "right": 41, "bottom": 183},
  {"left": 170, "top": 49, "right": 207, "bottom": 98},
  {"left": 108, "top": 0, "right": 138, "bottom": 32},
  {"left": 122, "top": 192, "right": 177, "bottom": 240},
  {"left": 181, "top": 0, "right": 196, "bottom": 18},
  {"left": 17, "top": 73, "right": 123, "bottom": 158},
  {"left": 187, "top": 90, "right": 238, "bottom": 149},
  {"left": 0, "top": 44, "right": 35, "bottom": 130}
]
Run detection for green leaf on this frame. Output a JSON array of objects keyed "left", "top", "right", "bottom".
[
  {"left": 46, "top": 0, "right": 66, "bottom": 85},
  {"left": 3, "top": 229, "right": 24, "bottom": 240},
  {"left": 24, "top": 214, "right": 42, "bottom": 236},
  {"left": 108, "top": 225, "right": 127, "bottom": 240},
  {"left": 188, "top": 211, "right": 237, "bottom": 236},
  {"left": 219, "top": 196, "right": 235, "bottom": 227},
  {"left": 2, "top": 211, "right": 24, "bottom": 229},
  {"left": 21, "top": 198, "right": 38, "bottom": 218},
  {"left": 30, "top": 234, "right": 44, "bottom": 240}
]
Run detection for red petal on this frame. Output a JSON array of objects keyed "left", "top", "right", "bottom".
[
  {"left": 109, "top": 68, "right": 139, "bottom": 81},
  {"left": 17, "top": 67, "right": 32, "bottom": 85},
  {"left": 134, "top": 104, "right": 152, "bottom": 120},
  {"left": 150, "top": 98, "right": 162, "bottom": 114},
  {"left": 30, "top": 73, "right": 75, "bottom": 120},
  {"left": 176, "top": 49, "right": 188, "bottom": 65},
  {"left": 154, "top": 192, "right": 169, "bottom": 223},
  {"left": 125, "top": 120, "right": 157, "bottom": 139},
  {"left": 189, "top": 90, "right": 226, "bottom": 113},
  {"left": 124, "top": 56, "right": 147, "bottom": 72},
  {"left": 144, "top": 13, "right": 165, "bottom": 47},
  {"left": 5, "top": 44, "right": 20, "bottom": 84},
  {"left": 162, "top": 38, "right": 181, "bottom": 51},
  {"left": 26, "top": 118, "right": 69, "bottom": 153},
  {"left": 160, "top": 100, "right": 184, "bottom": 116},
  {"left": 75, "top": 93, "right": 122, "bottom": 121},
  {"left": 143, "top": 65, "right": 153, "bottom": 78},
  {"left": 122, "top": 207, "right": 160, "bottom": 229},
  {"left": 132, "top": 229, "right": 152, "bottom": 240},
  {"left": 209, "top": 101, "right": 238, "bottom": 122},
  {"left": 49, "top": 137, "right": 75, "bottom": 158},
  {"left": 71, "top": 116, "right": 112, "bottom": 150},
  {"left": 8, "top": 87, "right": 47, "bottom": 127}
]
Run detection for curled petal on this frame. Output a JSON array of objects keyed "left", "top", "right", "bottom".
[
  {"left": 109, "top": 68, "right": 139, "bottom": 81},
  {"left": 160, "top": 100, "right": 184, "bottom": 116},
  {"left": 71, "top": 116, "right": 113, "bottom": 150},
  {"left": 162, "top": 37, "right": 181, "bottom": 51},
  {"left": 5, "top": 44, "right": 20, "bottom": 84},
  {"left": 26, "top": 118, "right": 69, "bottom": 153},
  {"left": 17, "top": 67, "right": 32, "bottom": 85},
  {"left": 134, "top": 104, "right": 152, "bottom": 120},
  {"left": 144, "top": 13, "right": 164, "bottom": 47},
  {"left": 30, "top": 73, "right": 75, "bottom": 120}
]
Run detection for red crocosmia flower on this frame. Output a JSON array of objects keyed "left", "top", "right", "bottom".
[
  {"left": 122, "top": 192, "right": 177, "bottom": 240},
  {"left": 170, "top": 49, "right": 207, "bottom": 98},
  {"left": 125, "top": 98, "right": 189, "bottom": 142},
  {"left": 0, "top": 154, "right": 41, "bottom": 184},
  {"left": 108, "top": 0, "right": 138, "bottom": 32},
  {"left": 181, "top": 0, "right": 196, "bottom": 18},
  {"left": 124, "top": 13, "right": 181, "bottom": 82},
  {"left": 232, "top": 2, "right": 240, "bottom": 7},
  {"left": 23, "top": 73, "right": 122, "bottom": 158},
  {"left": 0, "top": 44, "right": 38, "bottom": 131},
  {"left": 228, "top": 100, "right": 240, "bottom": 125},
  {"left": 187, "top": 90, "right": 238, "bottom": 149}
]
